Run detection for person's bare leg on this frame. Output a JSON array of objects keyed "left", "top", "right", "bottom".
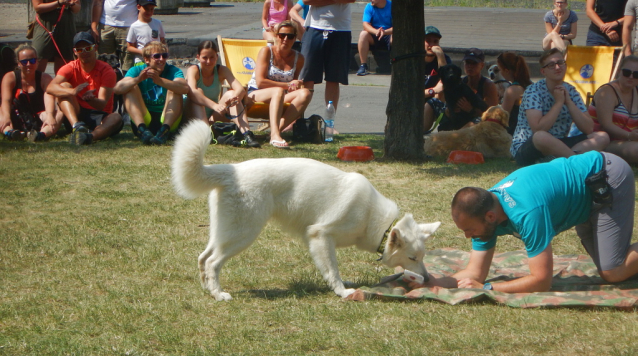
[
  {"left": 325, "top": 81, "right": 340, "bottom": 110},
  {"left": 123, "top": 85, "right": 148, "bottom": 128},
  {"left": 280, "top": 88, "right": 313, "bottom": 130},
  {"left": 91, "top": 112, "right": 122, "bottom": 141},
  {"left": 357, "top": 31, "right": 374, "bottom": 65}
]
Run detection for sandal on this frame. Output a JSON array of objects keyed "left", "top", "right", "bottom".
[{"left": 270, "top": 139, "right": 290, "bottom": 149}]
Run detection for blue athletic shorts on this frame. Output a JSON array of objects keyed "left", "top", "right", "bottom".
[{"left": 299, "top": 27, "right": 351, "bottom": 85}]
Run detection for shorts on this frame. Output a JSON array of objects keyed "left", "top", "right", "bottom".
[
  {"left": 575, "top": 152, "right": 634, "bottom": 271},
  {"left": 514, "top": 133, "right": 588, "bottom": 167},
  {"left": 373, "top": 34, "right": 391, "bottom": 51},
  {"left": 299, "top": 27, "right": 351, "bottom": 85},
  {"left": 585, "top": 29, "right": 622, "bottom": 47},
  {"left": 98, "top": 24, "right": 134, "bottom": 71},
  {"left": 78, "top": 107, "right": 124, "bottom": 136},
  {"left": 132, "top": 110, "right": 182, "bottom": 136}
]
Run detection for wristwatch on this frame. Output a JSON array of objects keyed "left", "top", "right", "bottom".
[
  {"left": 483, "top": 282, "right": 493, "bottom": 290},
  {"left": 427, "top": 88, "right": 435, "bottom": 96}
]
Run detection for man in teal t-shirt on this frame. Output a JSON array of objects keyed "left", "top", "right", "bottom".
[
  {"left": 419, "top": 152, "right": 638, "bottom": 293},
  {"left": 115, "top": 41, "right": 188, "bottom": 145}
]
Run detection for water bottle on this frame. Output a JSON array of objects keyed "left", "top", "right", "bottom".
[{"left": 324, "top": 101, "right": 335, "bottom": 142}]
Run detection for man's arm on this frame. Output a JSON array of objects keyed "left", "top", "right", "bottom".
[
  {"left": 90, "top": 0, "right": 104, "bottom": 43},
  {"left": 362, "top": 22, "right": 378, "bottom": 36},
  {"left": 452, "top": 248, "right": 494, "bottom": 284},
  {"left": 114, "top": 75, "right": 142, "bottom": 95},
  {"left": 623, "top": 14, "right": 636, "bottom": 56},
  {"left": 46, "top": 74, "right": 80, "bottom": 97},
  {"left": 155, "top": 77, "right": 189, "bottom": 96},
  {"left": 526, "top": 86, "right": 566, "bottom": 132}
]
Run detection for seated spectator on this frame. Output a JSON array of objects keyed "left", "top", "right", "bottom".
[
  {"left": 424, "top": 48, "right": 498, "bottom": 132},
  {"left": 1, "top": 44, "right": 60, "bottom": 141},
  {"left": 356, "top": 0, "right": 392, "bottom": 76},
  {"left": 510, "top": 48, "right": 609, "bottom": 166},
  {"left": 114, "top": 41, "right": 189, "bottom": 145},
  {"left": 542, "top": 0, "right": 578, "bottom": 52},
  {"left": 0, "top": 43, "right": 17, "bottom": 80},
  {"left": 589, "top": 55, "right": 638, "bottom": 163},
  {"left": 496, "top": 52, "right": 533, "bottom": 135},
  {"left": 246, "top": 21, "right": 312, "bottom": 149},
  {"left": 422, "top": 26, "right": 451, "bottom": 131},
  {"left": 261, "top": 0, "right": 293, "bottom": 42},
  {"left": 47, "top": 32, "right": 123, "bottom": 145},
  {"left": 289, "top": 0, "right": 309, "bottom": 38},
  {"left": 126, "top": 0, "right": 166, "bottom": 65},
  {"left": 185, "top": 40, "right": 259, "bottom": 148}
]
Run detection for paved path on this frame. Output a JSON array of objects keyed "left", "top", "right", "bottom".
[{"left": 0, "top": 2, "right": 594, "bottom": 133}]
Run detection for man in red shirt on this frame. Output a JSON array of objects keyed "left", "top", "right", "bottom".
[{"left": 47, "top": 31, "right": 123, "bottom": 145}]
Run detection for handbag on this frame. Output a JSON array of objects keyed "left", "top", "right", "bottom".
[
  {"left": 26, "top": 20, "right": 35, "bottom": 40},
  {"left": 292, "top": 114, "right": 325, "bottom": 143}
]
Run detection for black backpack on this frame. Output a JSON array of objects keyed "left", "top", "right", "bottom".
[
  {"left": 292, "top": 114, "right": 325, "bottom": 144},
  {"left": 211, "top": 122, "right": 246, "bottom": 147}
]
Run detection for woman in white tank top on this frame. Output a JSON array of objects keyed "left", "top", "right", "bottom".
[{"left": 247, "top": 21, "right": 312, "bottom": 148}]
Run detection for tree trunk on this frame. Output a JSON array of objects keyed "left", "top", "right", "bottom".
[{"left": 384, "top": 0, "right": 425, "bottom": 160}]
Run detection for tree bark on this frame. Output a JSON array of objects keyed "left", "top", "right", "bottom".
[{"left": 384, "top": 0, "right": 425, "bottom": 160}]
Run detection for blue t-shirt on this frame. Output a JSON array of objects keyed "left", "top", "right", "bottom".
[
  {"left": 125, "top": 63, "right": 185, "bottom": 113},
  {"left": 296, "top": 0, "right": 309, "bottom": 19},
  {"left": 544, "top": 9, "right": 578, "bottom": 35},
  {"left": 362, "top": 0, "right": 392, "bottom": 30},
  {"left": 472, "top": 151, "right": 604, "bottom": 258}
]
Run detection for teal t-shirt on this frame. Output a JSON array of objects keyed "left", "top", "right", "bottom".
[
  {"left": 125, "top": 63, "right": 185, "bottom": 113},
  {"left": 472, "top": 151, "right": 604, "bottom": 258}
]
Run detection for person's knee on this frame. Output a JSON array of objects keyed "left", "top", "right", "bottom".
[
  {"left": 358, "top": 30, "right": 369, "bottom": 44},
  {"left": 590, "top": 131, "right": 610, "bottom": 149},
  {"left": 297, "top": 88, "right": 312, "bottom": 103},
  {"left": 599, "top": 269, "right": 627, "bottom": 283},
  {"left": 531, "top": 131, "right": 555, "bottom": 148}
]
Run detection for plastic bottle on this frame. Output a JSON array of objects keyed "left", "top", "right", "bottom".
[{"left": 324, "top": 101, "right": 335, "bottom": 142}]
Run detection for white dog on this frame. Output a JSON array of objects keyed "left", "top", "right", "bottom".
[
  {"left": 488, "top": 64, "right": 511, "bottom": 102},
  {"left": 172, "top": 120, "right": 441, "bottom": 301}
]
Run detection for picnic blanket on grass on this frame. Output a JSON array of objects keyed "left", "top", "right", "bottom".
[{"left": 346, "top": 248, "right": 638, "bottom": 309}]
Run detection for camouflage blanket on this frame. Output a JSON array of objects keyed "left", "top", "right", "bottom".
[{"left": 347, "top": 248, "right": 638, "bottom": 309}]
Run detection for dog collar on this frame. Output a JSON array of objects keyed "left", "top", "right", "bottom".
[
  {"left": 485, "top": 117, "right": 507, "bottom": 128},
  {"left": 377, "top": 218, "right": 398, "bottom": 259}
]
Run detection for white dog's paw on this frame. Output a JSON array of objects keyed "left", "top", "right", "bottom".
[
  {"left": 339, "top": 288, "right": 357, "bottom": 298},
  {"left": 213, "top": 292, "right": 233, "bottom": 301}
]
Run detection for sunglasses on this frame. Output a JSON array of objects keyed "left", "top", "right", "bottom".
[
  {"left": 19, "top": 58, "right": 37, "bottom": 65},
  {"left": 74, "top": 44, "right": 96, "bottom": 53},
  {"left": 621, "top": 68, "right": 638, "bottom": 79},
  {"left": 277, "top": 33, "right": 296, "bottom": 40},
  {"left": 151, "top": 52, "right": 169, "bottom": 60},
  {"left": 542, "top": 60, "right": 566, "bottom": 69}
]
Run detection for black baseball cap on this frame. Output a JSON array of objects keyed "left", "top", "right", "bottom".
[
  {"left": 463, "top": 48, "right": 485, "bottom": 63},
  {"left": 73, "top": 31, "right": 95, "bottom": 46},
  {"left": 138, "top": 0, "right": 157, "bottom": 6}
]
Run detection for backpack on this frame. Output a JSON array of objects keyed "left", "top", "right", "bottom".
[
  {"left": 211, "top": 122, "right": 246, "bottom": 147},
  {"left": 292, "top": 114, "right": 325, "bottom": 144}
]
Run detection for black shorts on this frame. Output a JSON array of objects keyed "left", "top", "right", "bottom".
[
  {"left": 299, "top": 27, "right": 351, "bottom": 85},
  {"left": 78, "top": 107, "right": 123, "bottom": 136},
  {"left": 514, "top": 133, "right": 588, "bottom": 166},
  {"left": 373, "top": 34, "right": 391, "bottom": 51}
]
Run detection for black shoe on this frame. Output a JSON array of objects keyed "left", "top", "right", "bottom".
[
  {"left": 357, "top": 64, "right": 369, "bottom": 76},
  {"left": 150, "top": 125, "right": 170, "bottom": 145},
  {"left": 140, "top": 129, "right": 154, "bottom": 145},
  {"left": 243, "top": 130, "right": 261, "bottom": 148},
  {"left": 6, "top": 130, "right": 26, "bottom": 141},
  {"left": 70, "top": 125, "right": 91, "bottom": 145}
]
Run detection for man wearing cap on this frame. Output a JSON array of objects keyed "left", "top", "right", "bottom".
[
  {"left": 114, "top": 41, "right": 188, "bottom": 145},
  {"left": 510, "top": 49, "right": 609, "bottom": 166},
  {"left": 356, "top": 0, "right": 392, "bottom": 76},
  {"left": 422, "top": 26, "right": 451, "bottom": 131},
  {"left": 90, "top": 0, "right": 138, "bottom": 71},
  {"left": 47, "top": 31, "right": 123, "bottom": 145},
  {"left": 423, "top": 47, "right": 498, "bottom": 133}
]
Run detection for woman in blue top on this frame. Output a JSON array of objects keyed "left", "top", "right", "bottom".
[
  {"left": 542, "top": 0, "right": 578, "bottom": 52},
  {"left": 185, "top": 40, "right": 259, "bottom": 148}
]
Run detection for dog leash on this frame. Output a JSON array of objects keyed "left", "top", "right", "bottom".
[{"left": 35, "top": 4, "right": 68, "bottom": 66}]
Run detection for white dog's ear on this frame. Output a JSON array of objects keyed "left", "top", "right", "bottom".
[
  {"left": 389, "top": 228, "right": 404, "bottom": 250},
  {"left": 418, "top": 221, "right": 441, "bottom": 241}
]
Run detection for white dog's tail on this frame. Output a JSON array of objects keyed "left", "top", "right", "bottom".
[{"left": 172, "top": 120, "right": 229, "bottom": 199}]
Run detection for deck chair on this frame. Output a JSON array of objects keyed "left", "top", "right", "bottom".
[
  {"left": 217, "top": 36, "right": 290, "bottom": 127},
  {"left": 564, "top": 45, "right": 624, "bottom": 107}
]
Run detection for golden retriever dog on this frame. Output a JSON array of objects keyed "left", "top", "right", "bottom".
[{"left": 424, "top": 106, "right": 512, "bottom": 158}]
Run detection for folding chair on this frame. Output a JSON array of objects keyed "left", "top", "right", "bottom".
[
  {"left": 564, "top": 45, "right": 624, "bottom": 107},
  {"left": 216, "top": 36, "right": 290, "bottom": 127}
]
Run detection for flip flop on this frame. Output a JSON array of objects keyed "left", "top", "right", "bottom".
[{"left": 270, "top": 139, "right": 290, "bottom": 149}]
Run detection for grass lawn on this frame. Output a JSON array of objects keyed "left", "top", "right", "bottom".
[{"left": 1, "top": 128, "right": 637, "bottom": 355}]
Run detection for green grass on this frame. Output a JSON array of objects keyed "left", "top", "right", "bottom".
[{"left": 1, "top": 128, "right": 637, "bottom": 355}]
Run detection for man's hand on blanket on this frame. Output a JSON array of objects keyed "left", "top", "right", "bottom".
[
  {"left": 407, "top": 275, "right": 460, "bottom": 289},
  {"left": 457, "top": 278, "right": 484, "bottom": 289}
]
